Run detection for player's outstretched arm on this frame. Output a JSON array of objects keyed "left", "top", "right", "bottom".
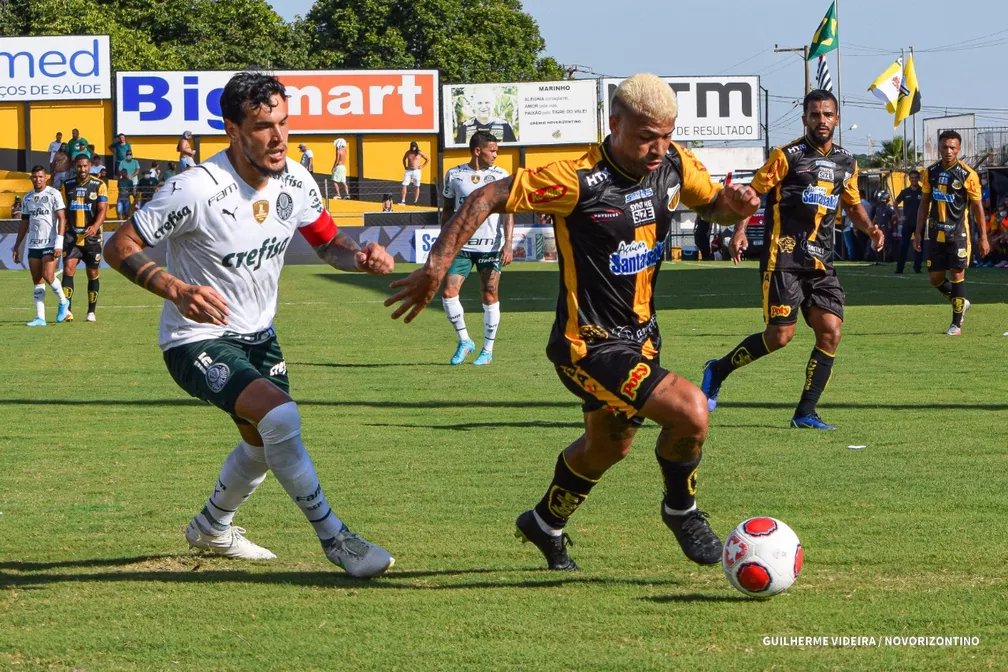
[
  {"left": 703, "top": 182, "right": 761, "bottom": 225},
  {"left": 386, "top": 177, "right": 513, "bottom": 323},
  {"left": 313, "top": 231, "right": 394, "bottom": 275},
  {"left": 105, "top": 220, "right": 229, "bottom": 325},
  {"left": 846, "top": 202, "right": 884, "bottom": 251}
]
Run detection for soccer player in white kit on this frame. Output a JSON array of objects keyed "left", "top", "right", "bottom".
[
  {"left": 440, "top": 131, "right": 513, "bottom": 365},
  {"left": 105, "top": 72, "right": 396, "bottom": 578},
  {"left": 12, "top": 165, "right": 70, "bottom": 326}
]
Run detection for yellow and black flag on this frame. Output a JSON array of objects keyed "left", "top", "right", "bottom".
[
  {"left": 894, "top": 53, "right": 921, "bottom": 126},
  {"left": 807, "top": 1, "right": 838, "bottom": 60}
]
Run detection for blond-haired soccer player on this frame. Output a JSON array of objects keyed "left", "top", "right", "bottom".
[{"left": 388, "top": 73, "right": 759, "bottom": 570}]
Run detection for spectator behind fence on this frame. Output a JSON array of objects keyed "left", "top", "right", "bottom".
[
  {"left": 108, "top": 133, "right": 132, "bottom": 172},
  {"left": 116, "top": 169, "right": 133, "bottom": 218},
  {"left": 51, "top": 143, "right": 71, "bottom": 189},
  {"left": 48, "top": 132, "right": 63, "bottom": 171},
  {"left": 177, "top": 130, "right": 196, "bottom": 170},
  {"left": 331, "top": 138, "right": 350, "bottom": 199},
  {"left": 381, "top": 194, "right": 393, "bottom": 212},
  {"left": 298, "top": 143, "right": 314, "bottom": 172},
  {"left": 67, "top": 128, "right": 90, "bottom": 161},
  {"left": 161, "top": 162, "right": 176, "bottom": 185},
  {"left": 894, "top": 170, "right": 924, "bottom": 273},
  {"left": 400, "top": 141, "right": 428, "bottom": 205}
]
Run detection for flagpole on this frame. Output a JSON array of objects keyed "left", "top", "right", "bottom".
[
  {"left": 901, "top": 47, "right": 908, "bottom": 169},
  {"left": 835, "top": 0, "right": 842, "bottom": 147},
  {"left": 911, "top": 46, "right": 917, "bottom": 167}
]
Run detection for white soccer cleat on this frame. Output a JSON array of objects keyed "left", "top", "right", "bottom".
[
  {"left": 945, "top": 324, "right": 962, "bottom": 337},
  {"left": 185, "top": 520, "right": 277, "bottom": 560},
  {"left": 86, "top": 312, "right": 97, "bottom": 322},
  {"left": 322, "top": 525, "right": 394, "bottom": 578}
]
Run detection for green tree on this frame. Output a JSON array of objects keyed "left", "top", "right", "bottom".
[
  {"left": 301, "top": 0, "right": 564, "bottom": 82},
  {"left": 868, "top": 137, "right": 918, "bottom": 170},
  {"left": 0, "top": 0, "right": 305, "bottom": 71}
]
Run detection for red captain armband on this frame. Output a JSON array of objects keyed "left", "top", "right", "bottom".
[{"left": 298, "top": 210, "right": 338, "bottom": 247}]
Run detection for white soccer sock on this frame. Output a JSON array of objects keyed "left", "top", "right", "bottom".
[
  {"left": 258, "top": 402, "right": 344, "bottom": 540},
  {"left": 49, "top": 278, "right": 68, "bottom": 304},
  {"left": 443, "top": 296, "right": 470, "bottom": 342},
  {"left": 198, "top": 441, "right": 269, "bottom": 531},
  {"left": 481, "top": 302, "right": 500, "bottom": 353},
  {"left": 33, "top": 284, "right": 45, "bottom": 320}
]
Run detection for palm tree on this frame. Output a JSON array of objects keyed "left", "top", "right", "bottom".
[{"left": 868, "top": 137, "right": 918, "bottom": 170}]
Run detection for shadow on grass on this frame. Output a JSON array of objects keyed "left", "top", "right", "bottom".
[
  {"left": 640, "top": 593, "right": 750, "bottom": 603},
  {"left": 366, "top": 421, "right": 583, "bottom": 431},
  {"left": 0, "top": 398, "right": 577, "bottom": 409},
  {"left": 1, "top": 556, "right": 695, "bottom": 591}
]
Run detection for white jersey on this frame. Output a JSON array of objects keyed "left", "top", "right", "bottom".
[
  {"left": 21, "top": 186, "right": 65, "bottom": 249},
  {"left": 132, "top": 152, "right": 327, "bottom": 351},
  {"left": 442, "top": 163, "right": 509, "bottom": 253}
]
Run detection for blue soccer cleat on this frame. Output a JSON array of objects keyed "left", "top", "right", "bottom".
[
  {"left": 25, "top": 317, "right": 47, "bottom": 327},
  {"left": 56, "top": 301, "right": 70, "bottom": 323},
  {"left": 472, "top": 349, "right": 493, "bottom": 366},
  {"left": 790, "top": 413, "right": 836, "bottom": 430},
  {"left": 450, "top": 338, "right": 475, "bottom": 365},
  {"left": 701, "top": 358, "right": 722, "bottom": 412}
]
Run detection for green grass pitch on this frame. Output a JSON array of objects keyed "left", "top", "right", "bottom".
[{"left": 0, "top": 260, "right": 1005, "bottom": 671}]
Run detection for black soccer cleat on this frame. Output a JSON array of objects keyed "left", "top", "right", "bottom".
[
  {"left": 515, "top": 510, "right": 579, "bottom": 571},
  {"left": 661, "top": 506, "right": 723, "bottom": 565}
]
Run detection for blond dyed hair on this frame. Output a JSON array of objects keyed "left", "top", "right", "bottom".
[{"left": 611, "top": 73, "right": 678, "bottom": 121}]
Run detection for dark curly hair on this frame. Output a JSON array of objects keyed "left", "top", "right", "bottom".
[{"left": 220, "top": 72, "right": 287, "bottom": 124}]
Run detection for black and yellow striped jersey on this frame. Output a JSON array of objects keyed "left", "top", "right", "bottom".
[
  {"left": 751, "top": 137, "right": 859, "bottom": 272},
  {"left": 60, "top": 175, "right": 108, "bottom": 237},
  {"left": 921, "top": 160, "right": 981, "bottom": 242},
  {"left": 504, "top": 138, "right": 721, "bottom": 366}
]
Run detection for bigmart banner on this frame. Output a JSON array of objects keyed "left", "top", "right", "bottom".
[
  {"left": 0, "top": 35, "right": 111, "bottom": 101},
  {"left": 601, "top": 76, "right": 761, "bottom": 142},
  {"left": 116, "top": 70, "right": 440, "bottom": 136}
]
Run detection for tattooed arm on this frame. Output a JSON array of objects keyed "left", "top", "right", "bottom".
[{"left": 104, "top": 220, "right": 229, "bottom": 325}]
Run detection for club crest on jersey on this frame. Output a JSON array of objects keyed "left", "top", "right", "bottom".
[
  {"left": 609, "top": 239, "right": 664, "bottom": 275},
  {"left": 801, "top": 185, "right": 839, "bottom": 209},
  {"left": 666, "top": 184, "right": 681, "bottom": 211},
  {"left": 276, "top": 192, "right": 294, "bottom": 221},
  {"left": 952, "top": 179, "right": 963, "bottom": 190},
  {"left": 253, "top": 199, "right": 270, "bottom": 224},
  {"left": 470, "top": 174, "right": 481, "bottom": 184}
]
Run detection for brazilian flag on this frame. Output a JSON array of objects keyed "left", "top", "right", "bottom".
[{"left": 807, "top": 2, "right": 838, "bottom": 60}]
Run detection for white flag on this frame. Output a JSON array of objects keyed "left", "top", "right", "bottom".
[{"left": 816, "top": 55, "right": 833, "bottom": 92}]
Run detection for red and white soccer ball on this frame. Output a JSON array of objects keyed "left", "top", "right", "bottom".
[{"left": 722, "top": 517, "right": 803, "bottom": 598}]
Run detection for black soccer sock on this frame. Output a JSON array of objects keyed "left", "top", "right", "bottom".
[
  {"left": 714, "top": 332, "right": 770, "bottom": 380},
  {"left": 63, "top": 275, "right": 75, "bottom": 309},
  {"left": 533, "top": 452, "right": 598, "bottom": 530},
  {"left": 656, "top": 451, "right": 701, "bottom": 512},
  {"left": 87, "top": 278, "right": 100, "bottom": 314},
  {"left": 950, "top": 278, "right": 966, "bottom": 327},
  {"left": 795, "top": 347, "right": 835, "bottom": 417},
  {"left": 936, "top": 279, "right": 952, "bottom": 299}
]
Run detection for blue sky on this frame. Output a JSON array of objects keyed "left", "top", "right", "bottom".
[{"left": 267, "top": 0, "right": 1008, "bottom": 154}]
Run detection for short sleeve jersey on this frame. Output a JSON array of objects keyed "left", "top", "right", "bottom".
[
  {"left": 442, "top": 163, "right": 510, "bottom": 253},
  {"left": 921, "top": 160, "right": 982, "bottom": 242},
  {"left": 894, "top": 186, "right": 922, "bottom": 226},
  {"left": 751, "top": 137, "right": 860, "bottom": 272},
  {"left": 21, "top": 186, "right": 66, "bottom": 249},
  {"left": 504, "top": 139, "right": 720, "bottom": 366},
  {"left": 61, "top": 175, "right": 108, "bottom": 240},
  {"left": 131, "top": 152, "right": 331, "bottom": 351}
]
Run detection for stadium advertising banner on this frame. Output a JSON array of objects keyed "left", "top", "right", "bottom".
[
  {"left": 601, "top": 76, "right": 761, "bottom": 142},
  {"left": 443, "top": 80, "right": 598, "bottom": 149},
  {"left": 116, "top": 70, "right": 440, "bottom": 136},
  {"left": 415, "top": 227, "right": 557, "bottom": 263},
  {"left": 0, "top": 35, "right": 111, "bottom": 101}
]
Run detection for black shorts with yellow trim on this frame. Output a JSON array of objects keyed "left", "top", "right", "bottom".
[
  {"left": 554, "top": 343, "right": 669, "bottom": 425},
  {"left": 762, "top": 269, "right": 845, "bottom": 326},
  {"left": 63, "top": 234, "right": 103, "bottom": 269},
  {"left": 925, "top": 239, "right": 969, "bottom": 272}
]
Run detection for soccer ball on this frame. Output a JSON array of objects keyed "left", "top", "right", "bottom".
[{"left": 722, "top": 517, "right": 803, "bottom": 598}]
